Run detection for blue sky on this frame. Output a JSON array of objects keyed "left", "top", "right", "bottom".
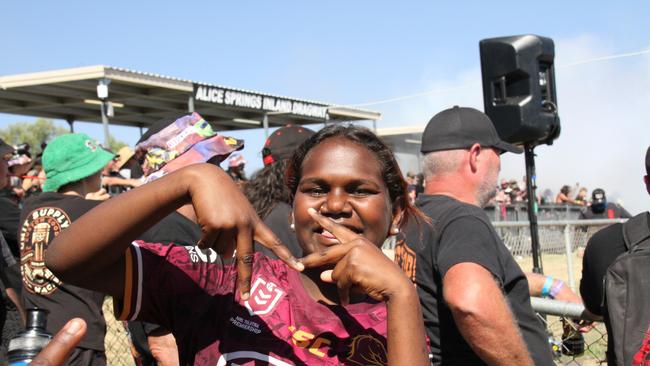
[{"left": 1, "top": 1, "right": 649, "bottom": 213}]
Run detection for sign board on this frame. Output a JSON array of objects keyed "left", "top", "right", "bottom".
[{"left": 193, "top": 84, "right": 329, "bottom": 120}]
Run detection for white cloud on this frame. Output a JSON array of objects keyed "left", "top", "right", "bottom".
[{"left": 380, "top": 34, "right": 650, "bottom": 214}]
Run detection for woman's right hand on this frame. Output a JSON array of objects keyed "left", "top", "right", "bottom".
[
  {"left": 298, "top": 208, "right": 413, "bottom": 305},
  {"left": 187, "top": 164, "right": 303, "bottom": 299}
]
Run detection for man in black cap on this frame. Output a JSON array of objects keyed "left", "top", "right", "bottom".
[
  {"left": 579, "top": 188, "right": 631, "bottom": 220},
  {"left": 395, "top": 106, "right": 554, "bottom": 365},
  {"left": 580, "top": 146, "right": 650, "bottom": 364}
]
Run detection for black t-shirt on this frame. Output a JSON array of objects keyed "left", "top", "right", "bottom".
[
  {"left": 396, "top": 195, "right": 553, "bottom": 366},
  {"left": 139, "top": 211, "right": 202, "bottom": 246},
  {"left": 254, "top": 202, "right": 302, "bottom": 258},
  {"left": 579, "top": 213, "right": 650, "bottom": 363},
  {"left": 19, "top": 192, "right": 106, "bottom": 351},
  {"left": 0, "top": 197, "right": 21, "bottom": 258}
]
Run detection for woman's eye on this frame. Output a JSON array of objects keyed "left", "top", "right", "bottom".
[
  {"left": 307, "top": 187, "right": 326, "bottom": 196},
  {"left": 351, "top": 188, "right": 373, "bottom": 196}
]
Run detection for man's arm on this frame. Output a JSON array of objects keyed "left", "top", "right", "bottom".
[
  {"left": 443, "top": 262, "right": 534, "bottom": 366},
  {"left": 525, "top": 272, "right": 582, "bottom": 304}
]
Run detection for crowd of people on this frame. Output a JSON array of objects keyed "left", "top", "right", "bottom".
[{"left": 0, "top": 107, "right": 648, "bottom": 366}]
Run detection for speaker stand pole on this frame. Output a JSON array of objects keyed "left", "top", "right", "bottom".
[{"left": 524, "top": 144, "right": 543, "bottom": 274}]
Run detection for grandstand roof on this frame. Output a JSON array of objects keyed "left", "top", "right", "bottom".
[{"left": 0, "top": 65, "right": 380, "bottom": 132}]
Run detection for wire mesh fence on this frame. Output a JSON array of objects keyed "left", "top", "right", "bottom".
[
  {"left": 532, "top": 298, "right": 608, "bottom": 365},
  {"left": 103, "top": 296, "right": 135, "bottom": 366}
]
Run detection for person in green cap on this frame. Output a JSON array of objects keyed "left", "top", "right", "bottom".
[{"left": 18, "top": 133, "right": 114, "bottom": 366}]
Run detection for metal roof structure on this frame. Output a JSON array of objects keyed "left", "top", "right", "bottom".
[{"left": 0, "top": 65, "right": 381, "bottom": 142}]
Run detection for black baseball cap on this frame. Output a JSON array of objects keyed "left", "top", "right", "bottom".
[
  {"left": 420, "top": 106, "right": 523, "bottom": 154},
  {"left": 262, "top": 125, "right": 315, "bottom": 166},
  {"left": 0, "top": 138, "right": 14, "bottom": 157}
]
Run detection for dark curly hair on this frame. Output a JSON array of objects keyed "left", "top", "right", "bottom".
[
  {"left": 244, "top": 160, "right": 292, "bottom": 219},
  {"left": 286, "top": 124, "right": 426, "bottom": 229}
]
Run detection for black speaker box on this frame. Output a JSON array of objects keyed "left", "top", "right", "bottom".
[{"left": 480, "top": 35, "right": 561, "bottom": 146}]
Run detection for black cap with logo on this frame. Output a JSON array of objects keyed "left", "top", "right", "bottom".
[{"left": 420, "top": 106, "right": 523, "bottom": 154}]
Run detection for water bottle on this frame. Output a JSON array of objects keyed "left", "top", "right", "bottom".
[{"left": 7, "top": 308, "right": 52, "bottom": 365}]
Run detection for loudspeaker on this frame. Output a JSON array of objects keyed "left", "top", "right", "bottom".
[{"left": 480, "top": 35, "right": 561, "bottom": 146}]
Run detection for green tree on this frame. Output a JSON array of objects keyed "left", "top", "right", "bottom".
[
  {"left": 0, "top": 119, "right": 68, "bottom": 154},
  {"left": 0, "top": 119, "right": 130, "bottom": 154}
]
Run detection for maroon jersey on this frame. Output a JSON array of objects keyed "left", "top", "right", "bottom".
[{"left": 116, "top": 242, "right": 390, "bottom": 365}]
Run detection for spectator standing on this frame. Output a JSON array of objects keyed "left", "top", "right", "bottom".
[
  {"left": 580, "top": 146, "right": 650, "bottom": 364},
  {"left": 245, "top": 125, "right": 315, "bottom": 258},
  {"left": 556, "top": 185, "right": 579, "bottom": 205},
  {"left": 574, "top": 187, "right": 589, "bottom": 206},
  {"left": 19, "top": 133, "right": 112, "bottom": 366},
  {"left": 580, "top": 188, "right": 631, "bottom": 219},
  {"left": 395, "top": 106, "right": 554, "bottom": 365}
]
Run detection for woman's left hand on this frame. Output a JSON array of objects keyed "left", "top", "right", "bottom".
[{"left": 299, "top": 208, "right": 413, "bottom": 305}]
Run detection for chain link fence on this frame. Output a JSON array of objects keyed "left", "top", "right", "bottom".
[{"left": 103, "top": 296, "right": 135, "bottom": 366}]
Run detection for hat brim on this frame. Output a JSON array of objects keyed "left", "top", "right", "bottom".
[
  {"left": 43, "top": 149, "right": 115, "bottom": 192},
  {"left": 493, "top": 141, "right": 524, "bottom": 154}
]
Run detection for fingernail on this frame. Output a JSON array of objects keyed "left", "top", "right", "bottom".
[
  {"left": 65, "top": 319, "right": 83, "bottom": 334},
  {"left": 241, "top": 291, "right": 250, "bottom": 301},
  {"left": 307, "top": 207, "right": 317, "bottom": 215},
  {"left": 294, "top": 261, "right": 304, "bottom": 271}
]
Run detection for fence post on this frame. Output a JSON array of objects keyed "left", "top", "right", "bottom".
[{"left": 564, "top": 223, "right": 576, "bottom": 290}]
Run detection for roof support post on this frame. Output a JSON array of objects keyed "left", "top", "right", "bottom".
[
  {"left": 97, "top": 79, "right": 111, "bottom": 147},
  {"left": 262, "top": 113, "right": 269, "bottom": 139},
  {"left": 188, "top": 95, "right": 195, "bottom": 113},
  {"left": 66, "top": 118, "right": 74, "bottom": 132}
]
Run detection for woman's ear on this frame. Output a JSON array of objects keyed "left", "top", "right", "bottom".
[{"left": 390, "top": 202, "right": 405, "bottom": 235}]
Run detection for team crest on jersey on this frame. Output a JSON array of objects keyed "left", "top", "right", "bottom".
[
  {"left": 20, "top": 207, "right": 71, "bottom": 295},
  {"left": 346, "top": 334, "right": 388, "bottom": 366},
  {"left": 244, "top": 277, "right": 284, "bottom": 316}
]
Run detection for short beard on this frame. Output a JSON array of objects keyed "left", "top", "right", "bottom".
[{"left": 476, "top": 177, "right": 497, "bottom": 208}]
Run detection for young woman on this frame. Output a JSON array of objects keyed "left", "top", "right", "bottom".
[{"left": 45, "top": 125, "right": 428, "bottom": 365}]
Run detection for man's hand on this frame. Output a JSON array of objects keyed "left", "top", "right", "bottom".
[
  {"left": 85, "top": 188, "right": 110, "bottom": 201},
  {"left": 30, "top": 318, "right": 87, "bottom": 366}
]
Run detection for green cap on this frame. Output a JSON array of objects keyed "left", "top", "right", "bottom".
[{"left": 42, "top": 133, "right": 115, "bottom": 192}]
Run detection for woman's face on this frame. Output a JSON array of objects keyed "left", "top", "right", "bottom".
[{"left": 293, "top": 137, "right": 396, "bottom": 256}]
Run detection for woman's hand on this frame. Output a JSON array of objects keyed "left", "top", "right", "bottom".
[
  {"left": 187, "top": 164, "right": 304, "bottom": 299},
  {"left": 299, "top": 208, "right": 412, "bottom": 305}
]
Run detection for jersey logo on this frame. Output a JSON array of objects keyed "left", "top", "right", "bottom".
[
  {"left": 20, "top": 207, "right": 71, "bottom": 295},
  {"left": 347, "top": 335, "right": 388, "bottom": 366},
  {"left": 245, "top": 277, "right": 284, "bottom": 316},
  {"left": 185, "top": 245, "right": 218, "bottom": 263}
]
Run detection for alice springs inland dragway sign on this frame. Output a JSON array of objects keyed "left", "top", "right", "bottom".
[{"left": 193, "top": 84, "right": 329, "bottom": 120}]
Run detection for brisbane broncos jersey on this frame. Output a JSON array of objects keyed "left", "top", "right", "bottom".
[{"left": 116, "top": 242, "right": 390, "bottom": 365}]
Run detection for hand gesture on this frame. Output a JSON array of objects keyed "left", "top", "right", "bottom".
[
  {"left": 299, "top": 208, "right": 412, "bottom": 305},
  {"left": 188, "top": 165, "right": 303, "bottom": 299},
  {"left": 30, "top": 318, "right": 87, "bottom": 366}
]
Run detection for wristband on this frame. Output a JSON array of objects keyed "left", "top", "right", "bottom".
[
  {"left": 549, "top": 280, "right": 565, "bottom": 299},
  {"left": 541, "top": 276, "right": 554, "bottom": 298}
]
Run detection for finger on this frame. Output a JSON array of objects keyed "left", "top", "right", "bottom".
[
  {"left": 307, "top": 208, "right": 358, "bottom": 243},
  {"left": 299, "top": 244, "right": 352, "bottom": 268},
  {"left": 320, "top": 269, "right": 334, "bottom": 283},
  {"left": 31, "top": 318, "right": 87, "bottom": 366},
  {"left": 197, "top": 226, "right": 220, "bottom": 250},
  {"left": 235, "top": 228, "right": 254, "bottom": 301},
  {"left": 254, "top": 219, "right": 303, "bottom": 271},
  {"left": 332, "top": 265, "right": 351, "bottom": 306}
]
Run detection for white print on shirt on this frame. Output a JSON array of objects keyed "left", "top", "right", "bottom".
[
  {"left": 245, "top": 277, "right": 284, "bottom": 316},
  {"left": 217, "top": 351, "right": 293, "bottom": 366},
  {"left": 184, "top": 245, "right": 218, "bottom": 264},
  {"left": 229, "top": 315, "right": 262, "bottom": 334}
]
